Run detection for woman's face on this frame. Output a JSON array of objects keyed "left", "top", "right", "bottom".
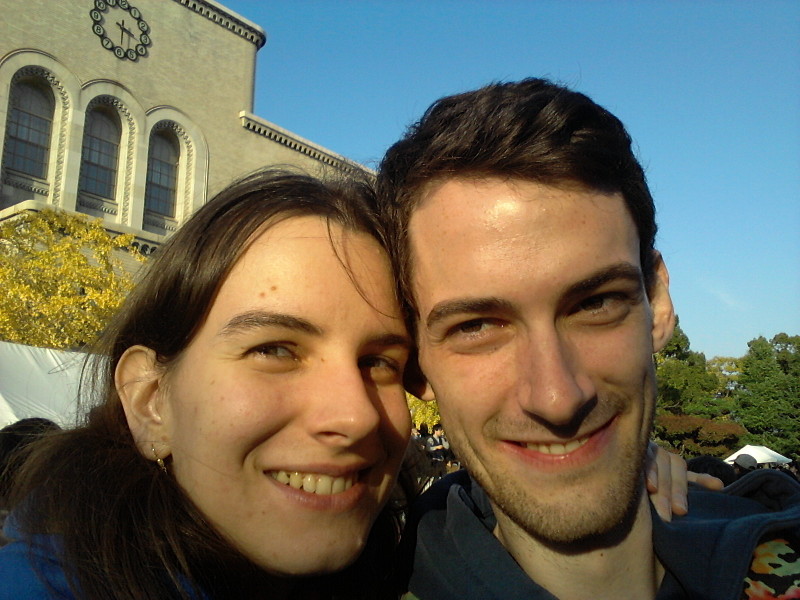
[{"left": 158, "top": 216, "right": 412, "bottom": 575}]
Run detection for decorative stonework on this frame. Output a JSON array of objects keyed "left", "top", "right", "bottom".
[
  {"left": 3, "top": 171, "right": 49, "bottom": 196},
  {"left": 143, "top": 211, "right": 178, "bottom": 233},
  {"left": 173, "top": 0, "right": 265, "bottom": 48},
  {"left": 240, "top": 113, "right": 363, "bottom": 175},
  {"left": 77, "top": 192, "right": 118, "bottom": 215}
]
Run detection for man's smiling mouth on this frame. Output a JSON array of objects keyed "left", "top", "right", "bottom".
[{"left": 519, "top": 435, "right": 590, "bottom": 455}]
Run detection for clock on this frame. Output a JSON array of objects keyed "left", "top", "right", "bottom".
[{"left": 90, "top": 0, "right": 152, "bottom": 61}]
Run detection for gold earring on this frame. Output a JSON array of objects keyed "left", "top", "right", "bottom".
[{"left": 151, "top": 445, "right": 167, "bottom": 473}]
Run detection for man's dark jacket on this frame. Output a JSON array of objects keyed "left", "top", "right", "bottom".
[{"left": 398, "top": 468, "right": 800, "bottom": 600}]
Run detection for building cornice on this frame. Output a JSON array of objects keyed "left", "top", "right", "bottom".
[
  {"left": 239, "top": 112, "right": 367, "bottom": 175},
  {"left": 172, "top": 0, "right": 266, "bottom": 49}
]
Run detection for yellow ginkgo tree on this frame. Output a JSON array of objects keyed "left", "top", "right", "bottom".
[
  {"left": 0, "top": 208, "right": 144, "bottom": 350},
  {"left": 407, "top": 392, "right": 441, "bottom": 430}
]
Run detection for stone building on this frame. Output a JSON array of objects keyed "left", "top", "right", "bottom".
[{"left": 0, "top": 0, "right": 359, "bottom": 253}]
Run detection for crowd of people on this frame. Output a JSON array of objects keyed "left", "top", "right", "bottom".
[{"left": 0, "top": 77, "right": 798, "bottom": 600}]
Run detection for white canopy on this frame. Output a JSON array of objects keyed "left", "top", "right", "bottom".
[
  {"left": 724, "top": 444, "right": 791, "bottom": 465},
  {"left": 0, "top": 341, "right": 85, "bottom": 429}
]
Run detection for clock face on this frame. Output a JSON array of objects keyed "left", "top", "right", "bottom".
[{"left": 90, "top": 0, "right": 151, "bottom": 61}]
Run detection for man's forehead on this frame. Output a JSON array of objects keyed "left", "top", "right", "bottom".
[{"left": 406, "top": 177, "right": 641, "bottom": 308}]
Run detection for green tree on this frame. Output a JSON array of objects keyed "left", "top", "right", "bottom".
[
  {"left": 733, "top": 334, "right": 800, "bottom": 460},
  {"left": 0, "top": 209, "right": 143, "bottom": 350},
  {"left": 653, "top": 319, "right": 744, "bottom": 457},
  {"left": 656, "top": 319, "right": 721, "bottom": 414},
  {"left": 707, "top": 356, "right": 740, "bottom": 400}
]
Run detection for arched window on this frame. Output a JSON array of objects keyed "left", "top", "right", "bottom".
[
  {"left": 3, "top": 80, "right": 55, "bottom": 179},
  {"left": 144, "top": 130, "right": 179, "bottom": 217},
  {"left": 78, "top": 107, "right": 121, "bottom": 200}
]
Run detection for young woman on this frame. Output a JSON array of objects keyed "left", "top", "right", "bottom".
[
  {"left": 0, "top": 169, "right": 713, "bottom": 600},
  {"left": 0, "top": 169, "right": 415, "bottom": 599}
]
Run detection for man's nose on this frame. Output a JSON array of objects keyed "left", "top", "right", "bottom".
[{"left": 514, "top": 331, "right": 596, "bottom": 428}]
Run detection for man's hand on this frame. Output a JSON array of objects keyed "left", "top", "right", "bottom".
[{"left": 646, "top": 442, "right": 725, "bottom": 522}]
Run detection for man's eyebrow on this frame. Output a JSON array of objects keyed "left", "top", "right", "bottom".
[
  {"left": 563, "top": 262, "right": 644, "bottom": 300},
  {"left": 423, "top": 263, "right": 643, "bottom": 330},
  {"left": 217, "top": 310, "right": 322, "bottom": 338},
  {"left": 426, "top": 297, "right": 514, "bottom": 330}
]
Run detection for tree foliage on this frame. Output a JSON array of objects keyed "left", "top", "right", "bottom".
[
  {"left": 654, "top": 413, "right": 746, "bottom": 457},
  {"left": 0, "top": 209, "right": 143, "bottom": 350},
  {"left": 656, "top": 319, "right": 721, "bottom": 415},
  {"left": 654, "top": 319, "right": 743, "bottom": 457},
  {"left": 407, "top": 392, "right": 441, "bottom": 429},
  {"left": 654, "top": 321, "right": 800, "bottom": 461},
  {"left": 733, "top": 334, "right": 800, "bottom": 460}
]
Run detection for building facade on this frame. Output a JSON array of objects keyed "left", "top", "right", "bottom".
[{"left": 0, "top": 0, "right": 360, "bottom": 252}]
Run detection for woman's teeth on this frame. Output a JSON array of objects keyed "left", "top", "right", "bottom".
[{"left": 269, "top": 470, "right": 356, "bottom": 494}]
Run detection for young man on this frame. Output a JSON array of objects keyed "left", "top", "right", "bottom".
[{"left": 378, "top": 78, "right": 800, "bottom": 600}]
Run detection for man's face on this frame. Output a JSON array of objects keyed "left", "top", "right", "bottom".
[{"left": 408, "top": 177, "right": 674, "bottom": 545}]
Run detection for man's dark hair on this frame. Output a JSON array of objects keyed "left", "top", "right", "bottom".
[
  {"left": 377, "top": 77, "right": 657, "bottom": 324},
  {"left": 432, "top": 423, "right": 444, "bottom": 434}
]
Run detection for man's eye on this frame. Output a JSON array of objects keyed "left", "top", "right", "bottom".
[
  {"left": 573, "top": 293, "right": 633, "bottom": 321},
  {"left": 451, "top": 318, "right": 500, "bottom": 336},
  {"left": 578, "top": 295, "right": 612, "bottom": 313}
]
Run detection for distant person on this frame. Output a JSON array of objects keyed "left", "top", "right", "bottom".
[
  {"left": 734, "top": 453, "right": 759, "bottom": 478},
  {"left": 425, "top": 423, "right": 450, "bottom": 478},
  {"left": 686, "top": 455, "right": 737, "bottom": 487},
  {"left": 0, "top": 418, "right": 61, "bottom": 545}
]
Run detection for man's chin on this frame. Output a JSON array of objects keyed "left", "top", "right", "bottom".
[
  {"left": 521, "top": 482, "right": 645, "bottom": 552},
  {"left": 477, "top": 456, "right": 648, "bottom": 552}
]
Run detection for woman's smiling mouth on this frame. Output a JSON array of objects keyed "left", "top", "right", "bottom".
[{"left": 268, "top": 470, "right": 358, "bottom": 495}]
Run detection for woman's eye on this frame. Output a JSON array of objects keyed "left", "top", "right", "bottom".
[
  {"left": 359, "top": 355, "right": 398, "bottom": 372},
  {"left": 359, "top": 355, "right": 403, "bottom": 383},
  {"left": 251, "top": 344, "right": 295, "bottom": 359}
]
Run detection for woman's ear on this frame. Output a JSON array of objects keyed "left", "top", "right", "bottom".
[
  {"left": 115, "top": 345, "right": 170, "bottom": 461},
  {"left": 648, "top": 251, "right": 676, "bottom": 353}
]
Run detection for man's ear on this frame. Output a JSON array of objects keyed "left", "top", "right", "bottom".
[
  {"left": 115, "top": 345, "right": 170, "bottom": 462},
  {"left": 648, "top": 251, "right": 676, "bottom": 353}
]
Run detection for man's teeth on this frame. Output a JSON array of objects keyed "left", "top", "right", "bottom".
[
  {"left": 270, "top": 470, "right": 356, "bottom": 495},
  {"left": 524, "top": 436, "right": 589, "bottom": 455}
]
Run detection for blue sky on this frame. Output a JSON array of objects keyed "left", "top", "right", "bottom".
[{"left": 223, "top": 0, "right": 799, "bottom": 360}]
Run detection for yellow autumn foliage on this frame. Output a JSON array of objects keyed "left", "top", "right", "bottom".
[
  {"left": 406, "top": 392, "right": 441, "bottom": 429},
  {"left": 0, "top": 208, "right": 144, "bottom": 350}
]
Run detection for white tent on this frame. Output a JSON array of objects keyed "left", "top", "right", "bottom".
[
  {"left": 0, "top": 341, "right": 86, "bottom": 429},
  {"left": 724, "top": 444, "right": 791, "bottom": 465}
]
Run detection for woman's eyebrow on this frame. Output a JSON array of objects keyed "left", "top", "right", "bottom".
[
  {"left": 366, "top": 332, "right": 414, "bottom": 350},
  {"left": 217, "top": 310, "right": 322, "bottom": 339}
]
